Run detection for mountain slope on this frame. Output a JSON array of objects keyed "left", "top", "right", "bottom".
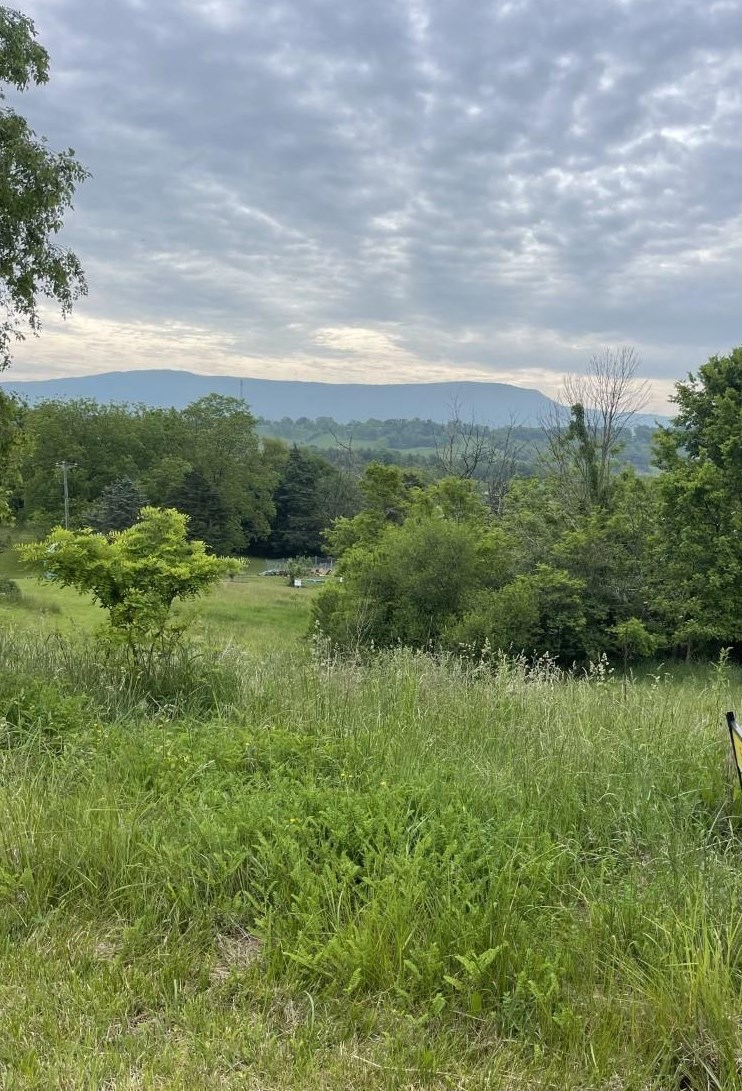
[{"left": 1, "top": 369, "right": 557, "bottom": 426}]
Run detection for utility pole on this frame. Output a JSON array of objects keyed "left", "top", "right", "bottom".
[{"left": 56, "top": 461, "right": 76, "bottom": 529}]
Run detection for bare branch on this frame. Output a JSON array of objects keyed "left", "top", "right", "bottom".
[
  {"left": 435, "top": 398, "right": 489, "bottom": 479},
  {"left": 542, "top": 346, "right": 648, "bottom": 511}
]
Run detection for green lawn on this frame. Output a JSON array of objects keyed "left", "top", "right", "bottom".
[{"left": 0, "top": 569, "right": 318, "bottom": 651}]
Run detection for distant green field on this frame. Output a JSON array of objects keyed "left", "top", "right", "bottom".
[
  {"left": 0, "top": 538, "right": 318, "bottom": 651},
  {"left": 259, "top": 427, "right": 439, "bottom": 457}
]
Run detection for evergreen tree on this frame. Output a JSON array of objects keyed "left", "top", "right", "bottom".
[
  {"left": 270, "top": 445, "right": 326, "bottom": 557},
  {"left": 167, "top": 468, "right": 234, "bottom": 554},
  {"left": 85, "top": 477, "right": 147, "bottom": 533}
]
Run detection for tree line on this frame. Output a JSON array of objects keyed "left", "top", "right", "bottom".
[
  {"left": 0, "top": 394, "right": 360, "bottom": 557},
  {"left": 313, "top": 348, "right": 742, "bottom": 665},
  {"left": 3, "top": 346, "right": 742, "bottom": 664},
  {"left": 257, "top": 414, "right": 657, "bottom": 475}
]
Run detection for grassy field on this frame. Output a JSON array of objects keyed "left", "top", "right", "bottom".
[
  {"left": 0, "top": 541, "right": 317, "bottom": 651},
  {"left": 0, "top": 574, "right": 316, "bottom": 649},
  {"left": 2, "top": 552, "right": 742, "bottom": 1088}
]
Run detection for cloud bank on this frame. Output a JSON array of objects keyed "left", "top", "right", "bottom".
[{"left": 9, "top": 0, "right": 742, "bottom": 410}]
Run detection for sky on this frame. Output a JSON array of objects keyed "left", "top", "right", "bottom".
[{"left": 7, "top": 0, "right": 742, "bottom": 411}]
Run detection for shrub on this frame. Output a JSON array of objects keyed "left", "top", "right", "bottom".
[
  {"left": 0, "top": 576, "right": 20, "bottom": 602},
  {"left": 19, "top": 507, "right": 237, "bottom": 663}
]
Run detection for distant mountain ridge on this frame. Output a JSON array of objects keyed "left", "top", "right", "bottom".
[
  {"left": 0, "top": 369, "right": 668, "bottom": 428},
  {"left": 0, "top": 369, "right": 558, "bottom": 426}
]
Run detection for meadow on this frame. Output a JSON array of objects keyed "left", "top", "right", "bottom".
[{"left": 1, "top": 561, "right": 742, "bottom": 1089}]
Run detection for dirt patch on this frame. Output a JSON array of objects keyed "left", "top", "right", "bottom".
[{"left": 210, "top": 928, "right": 263, "bottom": 983}]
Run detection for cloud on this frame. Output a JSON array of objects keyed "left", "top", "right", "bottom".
[{"left": 8, "top": 0, "right": 742, "bottom": 412}]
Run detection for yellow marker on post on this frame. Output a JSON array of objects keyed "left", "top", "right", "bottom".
[{"left": 726, "top": 712, "right": 742, "bottom": 794}]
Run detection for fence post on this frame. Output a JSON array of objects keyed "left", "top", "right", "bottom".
[{"left": 726, "top": 711, "right": 742, "bottom": 794}]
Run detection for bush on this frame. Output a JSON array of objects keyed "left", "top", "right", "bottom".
[
  {"left": 314, "top": 512, "right": 509, "bottom": 650},
  {"left": 19, "top": 507, "right": 237, "bottom": 663},
  {"left": 0, "top": 577, "right": 20, "bottom": 602},
  {"left": 447, "top": 566, "right": 589, "bottom": 663}
]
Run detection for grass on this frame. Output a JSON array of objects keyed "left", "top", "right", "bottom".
[
  {"left": 2, "top": 622, "right": 742, "bottom": 1089},
  {"left": 0, "top": 534, "right": 317, "bottom": 651},
  {"left": 0, "top": 571, "right": 317, "bottom": 651}
]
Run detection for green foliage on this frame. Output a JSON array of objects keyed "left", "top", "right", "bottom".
[
  {"left": 19, "top": 506, "right": 235, "bottom": 659},
  {"left": 316, "top": 477, "right": 511, "bottom": 651},
  {"left": 166, "top": 467, "right": 232, "bottom": 551},
  {"left": 18, "top": 399, "right": 172, "bottom": 524},
  {"left": 268, "top": 444, "right": 346, "bottom": 557},
  {"left": 178, "top": 395, "right": 276, "bottom": 551},
  {"left": 0, "top": 573, "right": 18, "bottom": 599},
  {"left": 0, "top": 388, "right": 25, "bottom": 521},
  {"left": 257, "top": 414, "right": 658, "bottom": 475},
  {"left": 325, "top": 463, "right": 418, "bottom": 557},
  {"left": 16, "top": 397, "right": 280, "bottom": 551},
  {"left": 654, "top": 348, "right": 742, "bottom": 655},
  {"left": 611, "top": 616, "right": 659, "bottom": 666},
  {"left": 449, "top": 565, "right": 588, "bottom": 662},
  {"left": 84, "top": 475, "right": 147, "bottom": 533},
  {"left": 0, "top": 7, "right": 88, "bottom": 369}
]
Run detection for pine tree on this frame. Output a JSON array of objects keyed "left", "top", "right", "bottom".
[
  {"left": 270, "top": 446, "right": 326, "bottom": 557},
  {"left": 86, "top": 477, "right": 147, "bottom": 533},
  {"left": 167, "top": 468, "right": 236, "bottom": 554}
]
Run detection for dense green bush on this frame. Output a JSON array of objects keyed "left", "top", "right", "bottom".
[
  {"left": 20, "top": 507, "right": 236, "bottom": 662},
  {"left": 446, "top": 564, "right": 589, "bottom": 662}
]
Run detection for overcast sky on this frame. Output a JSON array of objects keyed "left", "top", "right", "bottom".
[{"left": 8, "top": 0, "right": 742, "bottom": 408}]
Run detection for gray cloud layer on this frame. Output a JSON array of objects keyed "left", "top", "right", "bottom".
[{"left": 8, "top": 0, "right": 742, "bottom": 406}]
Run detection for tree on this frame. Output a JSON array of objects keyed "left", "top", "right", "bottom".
[
  {"left": 85, "top": 476, "right": 147, "bottom": 533},
  {"left": 18, "top": 399, "right": 151, "bottom": 523},
  {"left": 435, "top": 404, "right": 524, "bottom": 515},
  {"left": 20, "top": 507, "right": 235, "bottom": 660},
  {"left": 435, "top": 400, "right": 491, "bottom": 480},
  {"left": 1, "top": 8, "right": 88, "bottom": 369},
  {"left": 179, "top": 395, "right": 276, "bottom": 552},
  {"left": 13, "top": 396, "right": 287, "bottom": 546},
  {"left": 313, "top": 478, "right": 511, "bottom": 651},
  {"left": 0, "top": 387, "right": 24, "bottom": 521},
  {"left": 543, "top": 347, "right": 649, "bottom": 513},
  {"left": 552, "top": 470, "right": 661, "bottom": 638},
  {"left": 325, "top": 462, "right": 417, "bottom": 557},
  {"left": 266, "top": 445, "right": 354, "bottom": 557},
  {"left": 611, "top": 618, "right": 658, "bottom": 672},
  {"left": 166, "top": 468, "right": 232, "bottom": 553},
  {"left": 654, "top": 348, "right": 742, "bottom": 656},
  {"left": 269, "top": 445, "right": 327, "bottom": 557}
]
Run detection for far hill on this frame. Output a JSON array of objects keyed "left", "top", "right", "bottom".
[{"left": 1, "top": 369, "right": 559, "bottom": 426}]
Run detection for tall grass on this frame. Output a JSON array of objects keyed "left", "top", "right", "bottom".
[{"left": 1, "top": 630, "right": 741, "bottom": 1088}]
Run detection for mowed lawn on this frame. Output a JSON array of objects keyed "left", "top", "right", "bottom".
[{"left": 0, "top": 567, "right": 318, "bottom": 651}]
